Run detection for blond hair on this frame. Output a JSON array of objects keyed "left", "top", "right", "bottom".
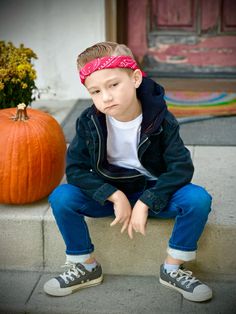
[{"left": 77, "top": 41, "right": 134, "bottom": 70}]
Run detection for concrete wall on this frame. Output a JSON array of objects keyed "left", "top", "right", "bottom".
[{"left": 0, "top": 0, "right": 105, "bottom": 99}]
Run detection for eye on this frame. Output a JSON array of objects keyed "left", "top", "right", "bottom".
[
  {"left": 111, "top": 82, "right": 119, "bottom": 87},
  {"left": 91, "top": 90, "right": 100, "bottom": 95}
]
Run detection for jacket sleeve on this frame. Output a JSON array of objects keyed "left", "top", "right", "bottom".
[
  {"left": 139, "top": 116, "right": 194, "bottom": 213},
  {"left": 66, "top": 116, "right": 117, "bottom": 204}
]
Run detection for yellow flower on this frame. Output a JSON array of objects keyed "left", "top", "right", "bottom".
[
  {"left": 0, "top": 81, "right": 4, "bottom": 90},
  {"left": 29, "top": 70, "right": 37, "bottom": 80},
  {"left": 17, "top": 64, "right": 25, "bottom": 71},
  {"left": 0, "top": 69, "right": 9, "bottom": 80},
  {"left": 21, "top": 83, "right": 28, "bottom": 89}
]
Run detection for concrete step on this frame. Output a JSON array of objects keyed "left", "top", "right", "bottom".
[
  {"left": 0, "top": 146, "right": 236, "bottom": 276},
  {"left": 1, "top": 270, "right": 236, "bottom": 314}
]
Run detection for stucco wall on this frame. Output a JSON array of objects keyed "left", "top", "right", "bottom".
[{"left": 0, "top": 0, "right": 105, "bottom": 99}]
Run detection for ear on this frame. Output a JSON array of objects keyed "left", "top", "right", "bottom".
[{"left": 132, "top": 69, "right": 143, "bottom": 88}]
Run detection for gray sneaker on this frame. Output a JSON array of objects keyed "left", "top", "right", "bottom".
[
  {"left": 44, "top": 262, "right": 103, "bottom": 296},
  {"left": 159, "top": 264, "right": 212, "bottom": 302}
]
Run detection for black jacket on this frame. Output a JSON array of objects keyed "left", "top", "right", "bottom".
[{"left": 66, "top": 77, "right": 194, "bottom": 213}]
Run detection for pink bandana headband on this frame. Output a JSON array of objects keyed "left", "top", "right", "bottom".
[{"left": 79, "top": 55, "right": 142, "bottom": 84}]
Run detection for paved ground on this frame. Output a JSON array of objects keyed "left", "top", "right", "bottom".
[
  {"left": 179, "top": 116, "right": 236, "bottom": 146},
  {"left": 1, "top": 270, "right": 236, "bottom": 314}
]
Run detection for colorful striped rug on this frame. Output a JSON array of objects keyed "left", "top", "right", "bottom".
[{"left": 165, "top": 92, "right": 236, "bottom": 117}]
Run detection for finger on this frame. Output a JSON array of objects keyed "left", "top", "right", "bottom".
[
  {"left": 128, "top": 223, "right": 133, "bottom": 239},
  {"left": 139, "top": 224, "right": 146, "bottom": 236},
  {"left": 121, "top": 220, "right": 129, "bottom": 233},
  {"left": 132, "top": 223, "right": 138, "bottom": 233},
  {"left": 140, "top": 228, "right": 146, "bottom": 236},
  {"left": 110, "top": 217, "right": 120, "bottom": 226}
]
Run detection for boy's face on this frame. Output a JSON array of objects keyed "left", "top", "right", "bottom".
[{"left": 85, "top": 68, "right": 142, "bottom": 121}]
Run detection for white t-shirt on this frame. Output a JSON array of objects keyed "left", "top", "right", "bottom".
[{"left": 106, "top": 114, "right": 156, "bottom": 180}]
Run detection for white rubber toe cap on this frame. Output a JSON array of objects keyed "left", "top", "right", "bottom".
[
  {"left": 189, "top": 284, "right": 213, "bottom": 302},
  {"left": 43, "top": 278, "right": 67, "bottom": 296}
]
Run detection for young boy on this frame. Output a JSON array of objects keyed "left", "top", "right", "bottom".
[{"left": 44, "top": 42, "right": 212, "bottom": 302}]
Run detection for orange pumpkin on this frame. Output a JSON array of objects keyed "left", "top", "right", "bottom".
[{"left": 0, "top": 104, "right": 67, "bottom": 204}]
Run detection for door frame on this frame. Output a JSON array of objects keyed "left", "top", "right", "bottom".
[{"left": 105, "top": 0, "right": 128, "bottom": 44}]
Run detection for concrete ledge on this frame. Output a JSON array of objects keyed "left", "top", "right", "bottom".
[
  {"left": 43, "top": 209, "right": 236, "bottom": 276},
  {"left": 193, "top": 146, "right": 236, "bottom": 223},
  {"left": 0, "top": 199, "right": 49, "bottom": 271}
]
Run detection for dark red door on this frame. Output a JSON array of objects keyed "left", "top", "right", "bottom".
[{"left": 127, "top": 0, "right": 236, "bottom": 77}]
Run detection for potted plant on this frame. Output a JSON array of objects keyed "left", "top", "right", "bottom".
[{"left": 0, "top": 41, "right": 38, "bottom": 109}]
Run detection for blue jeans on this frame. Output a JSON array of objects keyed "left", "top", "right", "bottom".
[{"left": 49, "top": 183, "right": 212, "bottom": 261}]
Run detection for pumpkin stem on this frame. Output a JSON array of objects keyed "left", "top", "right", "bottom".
[{"left": 12, "top": 103, "right": 29, "bottom": 121}]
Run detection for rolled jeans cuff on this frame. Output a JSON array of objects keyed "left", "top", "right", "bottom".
[{"left": 167, "top": 247, "right": 196, "bottom": 261}]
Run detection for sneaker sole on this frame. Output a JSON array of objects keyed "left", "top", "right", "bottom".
[
  {"left": 44, "top": 275, "right": 103, "bottom": 297},
  {"left": 159, "top": 278, "right": 212, "bottom": 302}
]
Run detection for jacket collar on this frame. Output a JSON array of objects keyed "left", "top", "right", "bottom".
[{"left": 137, "top": 77, "right": 167, "bottom": 134}]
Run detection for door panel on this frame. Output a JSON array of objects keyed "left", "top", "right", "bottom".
[
  {"left": 150, "top": 0, "right": 196, "bottom": 31},
  {"left": 201, "top": 0, "right": 220, "bottom": 33},
  {"left": 222, "top": 0, "right": 236, "bottom": 32}
]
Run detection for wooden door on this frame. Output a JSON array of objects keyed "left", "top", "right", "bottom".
[{"left": 127, "top": 0, "right": 236, "bottom": 77}]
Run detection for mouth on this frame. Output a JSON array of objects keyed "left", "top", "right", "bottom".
[{"left": 104, "top": 104, "right": 118, "bottom": 111}]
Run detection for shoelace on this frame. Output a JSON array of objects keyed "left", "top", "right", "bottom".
[
  {"left": 169, "top": 268, "right": 200, "bottom": 288},
  {"left": 59, "top": 262, "right": 86, "bottom": 284}
]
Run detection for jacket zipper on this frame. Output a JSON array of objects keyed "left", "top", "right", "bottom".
[{"left": 91, "top": 115, "right": 146, "bottom": 180}]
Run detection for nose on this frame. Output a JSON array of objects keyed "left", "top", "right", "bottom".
[{"left": 102, "top": 90, "right": 113, "bottom": 103}]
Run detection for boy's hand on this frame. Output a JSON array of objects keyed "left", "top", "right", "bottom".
[
  {"left": 128, "top": 200, "right": 149, "bottom": 239},
  {"left": 108, "top": 190, "right": 132, "bottom": 233}
]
